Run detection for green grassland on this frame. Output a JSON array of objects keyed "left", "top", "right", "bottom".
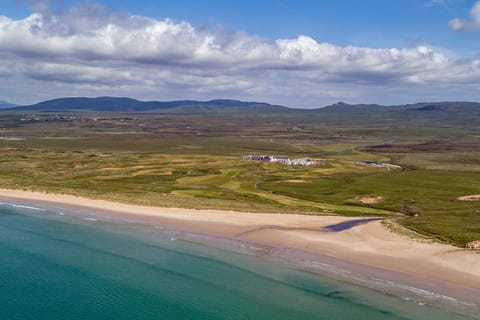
[{"left": 0, "top": 111, "right": 479, "bottom": 247}]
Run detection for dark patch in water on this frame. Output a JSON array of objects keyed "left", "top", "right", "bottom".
[
  {"left": 326, "top": 290, "right": 342, "bottom": 297},
  {"left": 323, "top": 218, "right": 383, "bottom": 232}
]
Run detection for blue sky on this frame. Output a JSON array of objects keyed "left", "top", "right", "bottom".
[{"left": 1, "top": 0, "right": 480, "bottom": 106}]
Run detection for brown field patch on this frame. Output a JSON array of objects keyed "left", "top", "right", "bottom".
[
  {"left": 284, "top": 179, "right": 306, "bottom": 183},
  {"left": 358, "top": 195, "right": 383, "bottom": 204},
  {"left": 457, "top": 195, "right": 480, "bottom": 201}
]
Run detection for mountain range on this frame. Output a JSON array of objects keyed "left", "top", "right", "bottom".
[
  {"left": 2, "top": 97, "right": 480, "bottom": 127},
  {"left": 5, "top": 96, "right": 479, "bottom": 113},
  {"left": 1, "top": 96, "right": 479, "bottom": 129}
]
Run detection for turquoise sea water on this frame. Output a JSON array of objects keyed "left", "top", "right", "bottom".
[{"left": 0, "top": 201, "right": 478, "bottom": 320}]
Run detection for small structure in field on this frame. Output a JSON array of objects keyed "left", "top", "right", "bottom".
[
  {"left": 290, "top": 158, "right": 320, "bottom": 166},
  {"left": 242, "top": 155, "right": 271, "bottom": 161},
  {"left": 271, "top": 156, "right": 291, "bottom": 164}
]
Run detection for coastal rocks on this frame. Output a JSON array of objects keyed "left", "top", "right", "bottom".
[{"left": 467, "top": 240, "right": 480, "bottom": 251}]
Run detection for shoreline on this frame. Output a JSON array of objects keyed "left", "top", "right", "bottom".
[{"left": 0, "top": 188, "right": 479, "bottom": 305}]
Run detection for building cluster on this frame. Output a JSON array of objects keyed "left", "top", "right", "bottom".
[
  {"left": 19, "top": 114, "right": 136, "bottom": 123},
  {"left": 242, "top": 155, "right": 322, "bottom": 166}
]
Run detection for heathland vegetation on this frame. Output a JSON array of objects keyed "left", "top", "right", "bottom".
[{"left": 0, "top": 98, "right": 479, "bottom": 247}]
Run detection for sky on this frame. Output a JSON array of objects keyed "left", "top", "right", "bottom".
[{"left": 0, "top": 0, "right": 480, "bottom": 107}]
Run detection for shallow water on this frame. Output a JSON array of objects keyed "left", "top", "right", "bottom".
[{"left": 0, "top": 201, "right": 478, "bottom": 320}]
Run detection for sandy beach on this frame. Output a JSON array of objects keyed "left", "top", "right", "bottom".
[{"left": 0, "top": 188, "right": 479, "bottom": 303}]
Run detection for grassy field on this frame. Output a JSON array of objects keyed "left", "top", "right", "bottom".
[
  {"left": 0, "top": 149, "right": 388, "bottom": 215},
  {"left": 0, "top": 111, "right": 479, "bottom": 247}
]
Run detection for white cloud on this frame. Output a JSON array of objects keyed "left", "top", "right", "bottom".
[
  {"left": 449, "top": 1, "right": 480, "bottom": 31},
  {"left": 425, "top": 0, "right": 461, "bottom": 8},
  {"left": 0, "top": 3, "right": 480, "bottom": 106}
]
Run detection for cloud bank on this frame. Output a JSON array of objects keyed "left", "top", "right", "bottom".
[{"left": 1, "top": 3, "right": 480, "bottom": 106}]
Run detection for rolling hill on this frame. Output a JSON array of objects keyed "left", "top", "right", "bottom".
[
  {"left": 12, "top": 97, "right": 289, "bottom": 113},
  {"left": 315, "top": 101, "right": 480, "bottom": 127},
  {"left": 0, "top": 100, "right": 18, "bottom": 109}
]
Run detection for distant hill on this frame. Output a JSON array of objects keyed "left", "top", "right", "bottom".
[
  {"left": 320, "top": 101, "right": 480, "bottom": 112},
  {"left": 316, "top": 101, "right": 480, "bottom": 127},
  {"left": 14, "top": 97, "right": 289, "bottom": 113},
  {"left": 0, "top": 100, "right": 18, "bottom": 109}
]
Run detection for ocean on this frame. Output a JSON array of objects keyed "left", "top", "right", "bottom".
[{"left": 0, "top": 200, "right": 478, "bottom": 320}]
